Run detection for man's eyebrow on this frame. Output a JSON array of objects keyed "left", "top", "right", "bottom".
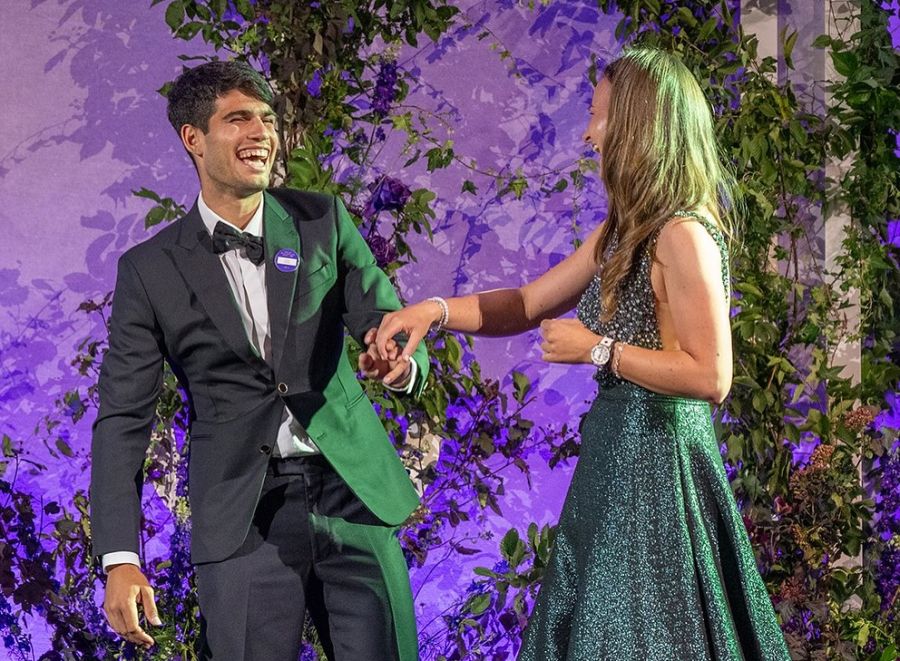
[{"left": 221, "top": 108, "right": 278, "bottom": 120}]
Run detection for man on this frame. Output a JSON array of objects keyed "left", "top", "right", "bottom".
[{"left": 90, "top": 60, "right": 428, "bottom": 661}]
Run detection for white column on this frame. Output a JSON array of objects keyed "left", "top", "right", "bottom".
[{"left": 825, "top": 1, "right": 861, "bottom": 385}]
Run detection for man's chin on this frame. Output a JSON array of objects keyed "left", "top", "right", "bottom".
[{"left": 238, "top": 175, "right": 271, "bottom": 196}]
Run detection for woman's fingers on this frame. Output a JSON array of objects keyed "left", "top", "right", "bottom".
[
  {"left": 399, "top": 326, "right": 427, "bottom": 361},
  {"left": 377, "top": 304, "right": 434, "bottom": 361},
  {"left": 382, "top": 360, "right": 410, "bottom": 386}
]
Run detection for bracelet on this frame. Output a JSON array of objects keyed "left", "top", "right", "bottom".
[
  {"left": 611, "top": 341, "right": 625, "bottom": 378},
  {"left": 426, "top": 296, "right": 449, "bottom": 332}
]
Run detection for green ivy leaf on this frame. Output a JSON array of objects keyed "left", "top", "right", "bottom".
[
  {"left": 831, "top": 51, "right": 858, "bottom": 77},
  {"left": 132, "top": 187, "right": 163, "bottom": 203},
  {"left": 500, "top": 528, "right": 520, "bottom": 561},
  {"left": 856, "top": 622, "right": 870, "bottom": 648},
  {"left": 165, "top": 0, "right": 185, "bottom": 31},
  {"left": 783, "top": 29, "right": 798, "bottom": 69},
  {"left": 511, "top": 371, "right": 531, "bottom": 403},
  {"left": 467, "top": 592, "right": 491, "bottom": 615},
  {"left": 425, "top": 142, "right": 455, "bottom": 171}
]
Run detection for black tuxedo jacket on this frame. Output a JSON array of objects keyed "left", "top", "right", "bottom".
[{"left": 90, "top": 188, "right": 428, "bottom": 564}]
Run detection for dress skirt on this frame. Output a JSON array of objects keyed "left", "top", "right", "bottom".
[{"left": 518, "top": 382, "right": 790, "bottom": 660}]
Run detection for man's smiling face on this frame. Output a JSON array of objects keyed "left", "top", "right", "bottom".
[{"left": 183, "top": 88, "right": 279, "bottom": 202}]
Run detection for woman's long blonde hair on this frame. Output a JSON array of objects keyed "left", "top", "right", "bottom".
[{"left": 593, "top": 47, "right": 737, "bottom": 319}]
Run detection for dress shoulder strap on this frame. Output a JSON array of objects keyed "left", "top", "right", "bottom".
[{"left": 672, "top": 209, "right": 720, "bottom": 235}]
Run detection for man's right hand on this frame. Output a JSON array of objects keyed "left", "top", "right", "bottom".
[{"left": 103, "top": 564, "right": 161, "bottom": 649}]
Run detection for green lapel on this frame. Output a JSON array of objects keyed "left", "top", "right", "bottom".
[{"left": 264, "top": 191, "right": 301, "bottom": 371}]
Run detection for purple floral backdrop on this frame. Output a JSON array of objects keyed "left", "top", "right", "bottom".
[{"left": 3, "top": 0, "right": 899, "bottom": 656}]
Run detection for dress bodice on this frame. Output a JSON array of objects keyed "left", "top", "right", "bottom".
[{"left": 576, "top": 211, "right": 729, "bottom": 386}]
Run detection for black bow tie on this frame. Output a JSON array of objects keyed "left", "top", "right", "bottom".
[{"left": 212, "top": 221, "right": 265, "bottom": 265}]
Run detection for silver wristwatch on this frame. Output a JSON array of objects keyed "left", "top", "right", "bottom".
[{"left": 590, "top": 336, "right": 614, "bottom": 368}]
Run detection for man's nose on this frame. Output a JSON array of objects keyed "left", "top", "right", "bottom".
[{"left": 247, "top": 116, "right": 269, "bottom": 136}]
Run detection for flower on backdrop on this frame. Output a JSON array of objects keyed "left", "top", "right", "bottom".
[
  {"left": 372, "top": 58, "right": 399, "bottom": 118},
  {"left": 307, "top": 69, "right": 324, "bottom": 98},
  {"left": 875, "top": 545, "right": 900, "bottom": 614},
  {"left": 362, "top": 176, "right": 411, "bottom": 220},
  {"left": 366, "top": 233, "right": 398, "bottom": 268},
  {"left": 784, "top": 607, "right": 822, "bottom": 642}
]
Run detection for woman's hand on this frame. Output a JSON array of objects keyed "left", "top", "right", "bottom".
[
  {"left": 359, "top": 328, "right": 410, "bottom": 386},
  {"left": 375, "top": 300, "right": 442, "bottom": 362},
  {"left": 539, "top": 318, "right": 600, "bottom": 364}
]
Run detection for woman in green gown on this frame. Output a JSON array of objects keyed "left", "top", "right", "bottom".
[{"left": 373, "top": 47, "right": 790, "bottom": 660}]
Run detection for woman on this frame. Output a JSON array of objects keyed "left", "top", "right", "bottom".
[{"left": 374, "top": 48, "right": 789, "bottom": 660}]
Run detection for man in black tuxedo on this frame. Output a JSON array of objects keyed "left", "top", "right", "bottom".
[{"left": 91, "top": 60, "right": 429, "bottom": 660}]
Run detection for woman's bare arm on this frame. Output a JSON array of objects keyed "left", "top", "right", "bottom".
[
  {"left": 374, "top": 224, "right": 605, "bottom": 359},
  {"left": 613, "top": 220, "right": 732, "bottom": 402}
]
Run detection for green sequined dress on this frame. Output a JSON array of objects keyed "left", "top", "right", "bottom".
[{"left": 518, "top": 213, "right": 790, "bottom": 660}]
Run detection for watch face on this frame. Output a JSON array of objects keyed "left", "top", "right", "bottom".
[{"left": 591, "top": 343, "right": 610, "bottom": 367}]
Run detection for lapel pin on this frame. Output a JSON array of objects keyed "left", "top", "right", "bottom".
[{"left": 273, "top": 248, "right": 300, "bottom": 273}]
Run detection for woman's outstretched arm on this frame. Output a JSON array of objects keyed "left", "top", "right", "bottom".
[{"left": 374, "top": 223, "right": 605, "bottom": 360}]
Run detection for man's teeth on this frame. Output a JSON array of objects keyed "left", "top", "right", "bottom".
[{"left": 238, "top": 149, "right": 269, "bottom": 162}]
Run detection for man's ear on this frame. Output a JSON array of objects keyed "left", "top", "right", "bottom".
[{"left": 180, "top": 124, "right": 204, "bottom": 161}]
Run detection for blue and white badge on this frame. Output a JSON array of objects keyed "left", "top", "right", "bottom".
[{"left": 273, "top": 248, "right": 300, "bottom": 273}]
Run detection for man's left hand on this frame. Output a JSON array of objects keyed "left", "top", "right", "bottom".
[
  {"left": 539, "top": 318, "right": 600, "bottom": 364},
  {"left": 360, "top": 328, "right": 412, "bottom": 387}
]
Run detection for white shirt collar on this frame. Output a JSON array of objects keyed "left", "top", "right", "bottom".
[{"left": 197, "top": 192, "right": 265, "bottom": 238}]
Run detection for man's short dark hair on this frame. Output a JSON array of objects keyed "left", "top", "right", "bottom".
[{"left": 166, "top": 60, "right": 273, "bottom": 134}]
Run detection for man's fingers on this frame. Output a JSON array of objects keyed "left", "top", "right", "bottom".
[
  {"left": 139, "top": 585, "right": 162, "bottom": 627},
  {"left": 124, "top": 589, "right": 155, "bottom": 647},
  {"left": 124, "top": 590, "right": 144, "bottom": 638},
  {"left": 358, "top": 352, "right": 373, "bottom": 371},
  {"left": 127, "top": 625, "right": 155, "bottom": 648},
  {"left": 376, "top": 317, "right": 404, "bottom": 360},
  {"left": 365, "top": 344, "right": 383, "bottom": 372},
  {"left": 107, "top": 601, "right": 154, "bottom": 648},
  {"left": 384, "top": 339, "right": 399, "bottom": 361},
  {"left": 363, "top": 327, "right": 377, "bottom": 346},
  {"left": 359, "top": 347, "right": 384, "bottom": 379},
  {"left": 104, "top": 602, "right": 129, "bottom": 639}
]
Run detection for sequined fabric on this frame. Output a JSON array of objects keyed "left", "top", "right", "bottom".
[
  {"left": 518, "top": 214, "right": 789, "bottom": 660},
  {"left": 576, "top": 211, "right": 731, "bottom": 388}
]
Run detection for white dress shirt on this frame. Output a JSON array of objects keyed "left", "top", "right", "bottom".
[{"left": 102, "top": 193, "right": 415, "bottom": 570}]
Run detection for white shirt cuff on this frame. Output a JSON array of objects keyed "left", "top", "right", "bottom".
[
  {"left": 383, "top": 359, "right": 418, "bottom": 394},
  {"left": 102, "top": 551, "right": 141, "bottom": 572}
]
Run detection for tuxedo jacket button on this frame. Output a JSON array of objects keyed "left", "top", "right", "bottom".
[
  {"left": 277, "top": 382, "right": 288, "bottom": 394},
  {"left": 259, "top": 445, "right": 272, "bottom": 455}
]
